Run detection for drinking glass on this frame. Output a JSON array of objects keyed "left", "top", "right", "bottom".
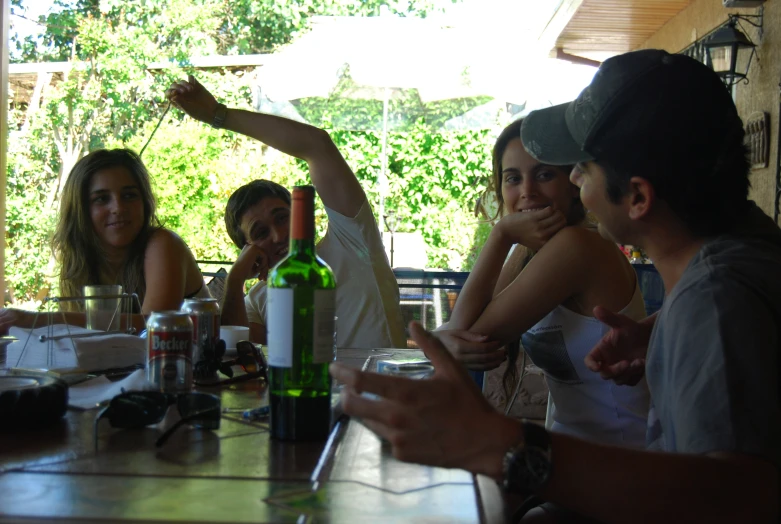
[{"left": 84, "top": 284, "right": 123, "bottom": 332}]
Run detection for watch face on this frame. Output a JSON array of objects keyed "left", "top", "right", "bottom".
[{"left": 526, "top": 447, "right": 551, "bottom": 485}]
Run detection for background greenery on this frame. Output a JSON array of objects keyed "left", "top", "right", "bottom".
[{"left": 6, "top": 0, "right": 501, "bottom": 304}]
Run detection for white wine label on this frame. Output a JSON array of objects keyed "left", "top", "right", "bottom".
[
  {"left": 267, "top": 288, "right": 294, "bottom": 368},
  {"left": 313, "top": 289, "right": 336, "bottom": 364}
]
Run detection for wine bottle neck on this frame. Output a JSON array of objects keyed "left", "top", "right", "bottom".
[
  {"left": 289, "top": 238, "right": 316, "bottom": 255},
  {"left": 290, "top": 186, "right": 315, "bottom": 242}
]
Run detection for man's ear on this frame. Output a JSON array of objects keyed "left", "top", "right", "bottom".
[{"left": 627, "top": 176, "right": 655, "bottom": 220}]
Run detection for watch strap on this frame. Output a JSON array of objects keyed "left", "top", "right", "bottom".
[
  {"left": 502, "top": 421, "right": 552, "bottom": 494},
  {"left": 212, "top": 103, "right": 228, "bottom": 129}
]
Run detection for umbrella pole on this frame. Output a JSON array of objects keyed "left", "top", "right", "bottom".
[{"left": 380, "top": 87, "right": 390, "bottom": 226}]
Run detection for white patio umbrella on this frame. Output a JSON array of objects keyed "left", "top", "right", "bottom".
[{"left": 255, "top": 14, "right": 597, "bottom": 219}]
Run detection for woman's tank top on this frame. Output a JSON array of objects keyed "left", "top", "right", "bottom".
[{"left": 521, "top": 280, "right": 651, "bottom": 447}]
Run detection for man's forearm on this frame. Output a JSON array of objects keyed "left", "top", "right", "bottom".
[
  {"left": 220, "top": 273, "right": 249, "bottom": 327},
  {"left": 223, "top": 108, "right": 329, "bottom": 161},
  {"left": 540, "top": 433, "right": 777, "bottom": 524}
]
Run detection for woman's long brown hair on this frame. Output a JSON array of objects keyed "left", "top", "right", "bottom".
[
  {"left": 476, "top": 119, "right": 584, "bottom": 403},
  {"left": 51, "top": 149, "right": 160, "bottom": 311}
]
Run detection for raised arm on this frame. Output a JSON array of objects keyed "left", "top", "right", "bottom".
[
  {"left": 220, "top": 244, "right": 266, "bottom": 327},
  {"left": 447, "top": 226, "right": 513, "bottom": 331},
  {"left": 448, "top": 207, "right": 569, "bottom": 340},
  {"left": 166, "top": 76, "right": 365, "bottom": 218},
  {"left": 492, "top": 243, "right": 529, "bottom": 297}
]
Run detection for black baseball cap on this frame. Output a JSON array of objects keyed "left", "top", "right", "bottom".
[{"left": 521, "top": 49, "right": 742, "bottom": 165}]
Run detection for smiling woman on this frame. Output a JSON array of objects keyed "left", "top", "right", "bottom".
[
  {"left": 443, "top": 119, "right": 651, "bottom": 448},
  {"left": 0, "top": 149, "right": 209, "bottom": 335}
]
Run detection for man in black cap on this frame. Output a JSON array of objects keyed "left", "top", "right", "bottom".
[{"left": 330, "top": 49, "right": 780, "bottom": 523}]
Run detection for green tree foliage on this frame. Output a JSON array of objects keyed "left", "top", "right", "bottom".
[
  {"left": 6, "top": 0, "right": 496, "bottom": 305},
  {"left": 11, "top": 0, "right": 452, "bottom": 61}
]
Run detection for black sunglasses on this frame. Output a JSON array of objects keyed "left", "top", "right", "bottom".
[
  {"left": 227, "top": 341, "right": 268, "bottom": 379},
  {"left": 194, "top": 339, "right": 231, "bottom": 379},
  {"left": 195, "top": 341, "right": 268, "bottom": 387},
  {"left": 94, "top": 390, "right": 221, "bottom": 450}
]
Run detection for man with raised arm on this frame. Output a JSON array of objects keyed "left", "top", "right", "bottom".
[
  {"left": 166, "top": 76, "right": 407, "bottom": 349},
  {"left": 330, "top": 49, "right": 781, "bottom": 523}
]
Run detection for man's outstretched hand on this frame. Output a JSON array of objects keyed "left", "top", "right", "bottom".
[
  {"left": 165, "top": 75, "right": 219, "bottom": 125},
  {"left": 584, "top": 307, "right": 655, "bottom": 386},
  {"left": 329, "top": 322, "right": 522, "bottom": 478}
]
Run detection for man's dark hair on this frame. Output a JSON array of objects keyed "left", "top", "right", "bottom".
[
  {"left": 594, "top": 78, "right": 750, "bottom": 237},
  {"left": 224, "top": 180, "right": 291, "bottom": 249}
]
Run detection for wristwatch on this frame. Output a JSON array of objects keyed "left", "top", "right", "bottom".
[
  {"left": 502, "top": 421, "right": 553, "bottom": 495},
  {"left": 212, "top": 103, "right": 228, "bottom": 129}
]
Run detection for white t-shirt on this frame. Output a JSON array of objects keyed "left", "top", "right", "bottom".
[{"left": 245, "top": 201, "right": 406, "bottom": 349}]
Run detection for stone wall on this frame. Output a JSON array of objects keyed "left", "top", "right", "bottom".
[{"left": 638, "top": 0, "right": 781, "bottom": 223}]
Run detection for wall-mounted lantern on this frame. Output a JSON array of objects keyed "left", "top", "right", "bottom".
[{"left": 702, "top": 13, "right": 763, "bottom": 88}]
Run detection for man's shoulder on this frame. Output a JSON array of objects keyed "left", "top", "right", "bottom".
[
  {"left": 319, "top": 201, "right": 385, "bottom": 261},
  {"left": 245, "top": 280, "right": 268, "bottom": 301},
  {"left": 661, "top": 235, "right": 781, "bottom": 343},
  {"left": 680, "top": 229, "right": 781, "bottom": 292},
  {"left": 323, "top": 200, "right": 374, "bottom": 229}
]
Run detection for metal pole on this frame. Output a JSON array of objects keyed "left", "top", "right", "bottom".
[
  {"left": 380, "top": 87, "right": 390, "bottom": 225},
  {"left": 390, "top": 232, "right": 394, "bottom": 268},
  {"left": 0, "top": 0, "right": 9, "bottom": 304}
]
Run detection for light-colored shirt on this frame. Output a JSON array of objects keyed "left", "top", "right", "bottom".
[{"left": 245, "top": 201, "right": 406, "bottom": 349}]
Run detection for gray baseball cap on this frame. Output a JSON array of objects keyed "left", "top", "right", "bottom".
[{"left": 521, "top": 49, "right": 740, "bottom": 165}]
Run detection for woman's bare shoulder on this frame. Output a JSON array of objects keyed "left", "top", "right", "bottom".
[
  {"left": 539, "top": 226, "right": 628, "bottom": 276},
  {"left": 148, "top": 228, "right": 186, "bottom": 248},
  {"left": 541, "top": 226, "right": 604, "bottom": 255},
  {"left": 145, "top": 228, "right": 196, "bottom": 261}
]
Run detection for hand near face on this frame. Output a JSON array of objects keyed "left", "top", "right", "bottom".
[
  {"left": 435, "top": 329, "right": 505, "bottom": 371},
  {"left": 165, "top": 75, "right": 219, "bottom": 125},
  {"left": 234, "top": 244, "right": 270, "bottom": 283},
  {"left": 330, "top": 322, "right": 522, "bottom": 477},
  {"left": 497, "top": 207, "right": 567, "bottom": 251},
  {"left": 584, "top": 306, "right": 651, "bottom": 386}
]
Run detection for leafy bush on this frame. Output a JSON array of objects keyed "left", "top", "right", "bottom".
[{"left": 5, "top": 0, "right": 501, "bottom": 305}]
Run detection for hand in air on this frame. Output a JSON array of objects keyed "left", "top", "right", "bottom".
[
  {"left": 165, "top": 75, "right": 219, "bottom": 125},
  {"left": 435, "top": 329, "right": 505, "bottom": 371},
  {"left": 584, "top": 306, "right": 652, "bottom": 386},
  {"left": 234, "top": 244, "right": 270, "bottom": 282},
  {"left": 497, "top": 207, "right": 567, "bottom": 251},
  {"left": 330, "top": 322, "right": 520, "bottom": 476}
]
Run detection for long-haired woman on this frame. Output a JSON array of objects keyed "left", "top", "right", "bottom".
[
  {"left": 447, "top": 119, "right": 650, "bottom": 447},
  {"left": 1, "top": 149, "right": 208, "bottom": 333}
]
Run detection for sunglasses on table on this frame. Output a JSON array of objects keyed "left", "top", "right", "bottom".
[
  {"left": 94, "top": 390, "right": 221, "bottom": 451},
  {"left": 194, "top": 340, "right": 268, "bottom": 387}
]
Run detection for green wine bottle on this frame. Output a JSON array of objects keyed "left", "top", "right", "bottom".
[{"left": 267, "top": 185, "right": 336, "bottom": 441}]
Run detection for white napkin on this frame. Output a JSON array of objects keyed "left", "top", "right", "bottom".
[
  {"left": 73, "top": 333, "right": 145, "bottom": 372},
  {"left": 68, "top": 369, "right": 149, "bottom": 410}
]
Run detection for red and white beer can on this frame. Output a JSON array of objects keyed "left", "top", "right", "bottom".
[{"left": 146, "top": 311, "right": 193, "bottom": 393}]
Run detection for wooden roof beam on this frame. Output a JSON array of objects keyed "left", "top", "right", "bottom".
[{"left": 538, "top": 0, "right": 585, "bottom": 54}]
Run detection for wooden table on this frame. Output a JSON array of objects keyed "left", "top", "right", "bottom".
[{"left": 0, "top": 348, "right": 505, "bottom": 523}]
